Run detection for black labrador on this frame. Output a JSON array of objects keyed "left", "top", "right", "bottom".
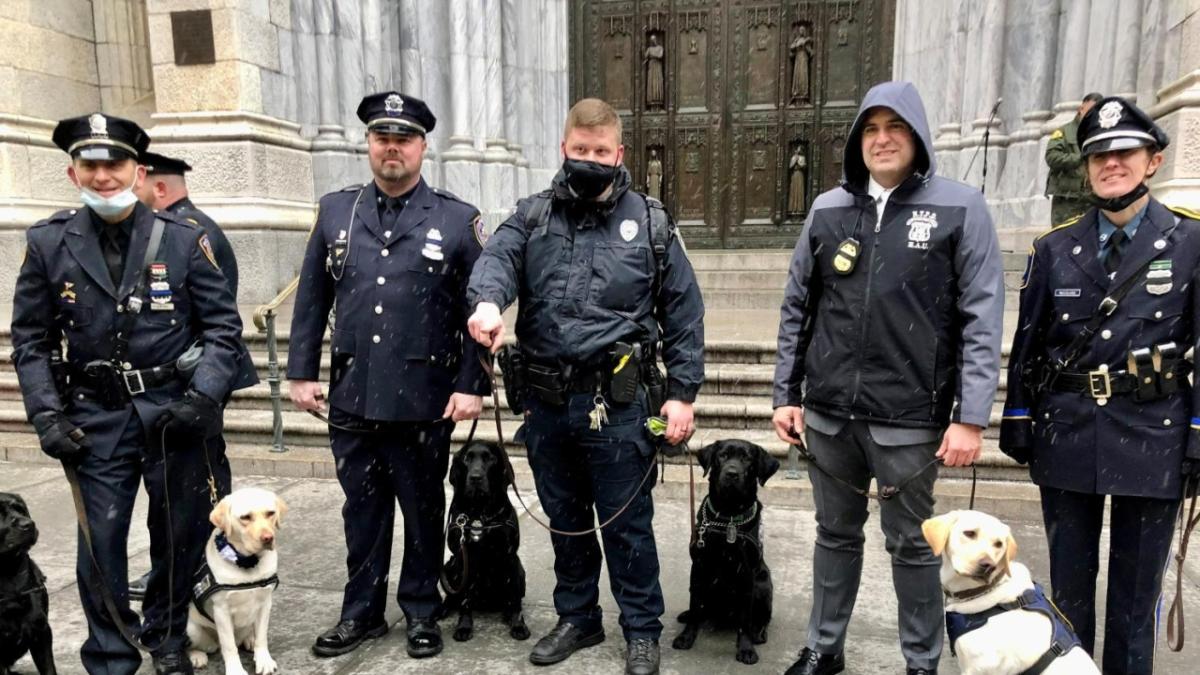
[
  {"left": 442, "top": 440, "right": 530, "bottom": 642},
  {"left": 0, "top": 492, "right": 56, "bottom": 675},
  {"left": 672, "top": 439, "right": 779, "bottom": 665}
]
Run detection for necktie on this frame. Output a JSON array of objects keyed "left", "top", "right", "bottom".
[
  {"left": 1104, "top": 229, "right": 1127, "bottom": 275},
  {"left": 382, "top": 197, "right": 404, "bottom": 233},
  {"left": 101, "top": 223, "right": 126, "bottom": 285}
]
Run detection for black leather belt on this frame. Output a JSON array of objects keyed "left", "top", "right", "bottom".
[
  {"left": 75, "top": 362, "right": 179, "bottom": 395},
  {"left": 1050, "top": 364, "right": 1190, "bottom": 399}
]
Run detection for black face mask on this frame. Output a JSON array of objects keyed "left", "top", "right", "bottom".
[
  {"left": 1090, "top": 182, "right": 1149, "bottom": 213},
  {"left": 562, "top": 158, "right": 616, "bottom": 200}
]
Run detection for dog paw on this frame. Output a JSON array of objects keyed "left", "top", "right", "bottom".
[
  {"left": 676, "top": 610, "right": 692, "bottom": 623},
  {"left": 189, "top": 650, "right": 209, "bottom": 669},
  {"left": 751, "top": 627, "right": 768, "bottom": 645},
  {"left": 510, "top": 623, "right": 531, "bottom": 641},
  {"left": 224, "top": 663, "right": 250, "bottom": 675},
  {"left": 453, "top": 626, "right": 474, "bottom": 642},
  {"left": 736, "top": 647, "right": 760, "bottom": 665},
  {"left": 254, "top": 651, "right": 277, "bottom": 675},
  {"left": 672, "top": 632, "right": 697, "bottom": 650}
]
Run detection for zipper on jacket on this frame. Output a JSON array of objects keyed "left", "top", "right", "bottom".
[{"left": 850, "top": 201, "right": 881, "bottom": 408}]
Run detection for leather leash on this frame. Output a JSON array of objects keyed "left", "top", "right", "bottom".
[
  {"left": 63, "top": 424, "right": 218, "bottom": 654},
  {"left": 792, "top": 441, "right": 978, "bottom": 509},
  {"left": 1168, "top": 479, "right": 1200, "bottom": 651},
  {"left": 478, "top": 352, "right": 658, "bottom": 537}
]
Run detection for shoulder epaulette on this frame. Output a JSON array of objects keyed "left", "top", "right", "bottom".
[
  {"left": 1167, "top": 205, "right": 1200, "bottom": 222},
  {"left": 34, "top": 208, "right": 77, "bottom": 227},
  {"left": 431, "top": 186, "right": 467, "bottom": 204},
  {"left": 1033, "top": 215, "right": 1082, "bottom": 243},
  {"left": 1049, "top": 128, "right": 1064, "bottom": 140},
  {"left": 341, "top": 183, "right": 366, "bottom": 192}
]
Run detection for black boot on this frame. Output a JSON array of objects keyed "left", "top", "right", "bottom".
[
  {"left": 528, "top": 621, "right": 605, "bottom": 666},
  {"left": 312, "top": 618, "right": 389, "bottom": 657},
  {"left": 625, "top": 638, "right": 660, "bottom": 675},
  {"left": 152, "top": 651, "right": 194, "bottom": 675},
  {"left": 406, "top": 618, "right": 443, "bottom": 658},
  {"left": 784, "top": 647, "right": 845, "bottom": 675}
]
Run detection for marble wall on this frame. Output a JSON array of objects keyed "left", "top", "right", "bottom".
[
  {"left": 0, "top": 0, "right": 572, "bottom": 305},
  {"left": 894, "top": 0, "right": 1200, "bottom": 230}
]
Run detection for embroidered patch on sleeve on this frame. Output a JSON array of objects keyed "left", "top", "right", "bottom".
[
  {"left": 472, "top": 214, "right": 488, "bottom": 247},
  {"left": 198, "top": 233, "right": 220, "bottom": 270}
]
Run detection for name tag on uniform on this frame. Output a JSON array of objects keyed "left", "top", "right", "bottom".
[{"left": 1054, "top": 288, "right": 1081, "bottom": 297}]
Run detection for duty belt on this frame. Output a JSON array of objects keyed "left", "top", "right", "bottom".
[
  {"left": 1049, "top": 364, "right": 1190, "bottom": 399},
  {"left": 75, "top": 361, "right": 180, "bottom": 396}
]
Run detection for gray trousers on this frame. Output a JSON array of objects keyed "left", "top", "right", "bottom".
[{"left": 803, "top": 418, "right": 943, "bottom": 670}]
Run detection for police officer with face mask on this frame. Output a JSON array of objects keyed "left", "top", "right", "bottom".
[
  {"left": 1002, "top": 97, "right": 1200, "bottom": 674},
  {"left": 467, "top": 98, "right": 704, "bottom": 675},
  {"left": 11, "top": 113, "right": 256, "bottom": 675}
]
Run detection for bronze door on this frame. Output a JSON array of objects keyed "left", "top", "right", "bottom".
[{"left": 569, "top": 0, "right": 895, "bottom": 248}]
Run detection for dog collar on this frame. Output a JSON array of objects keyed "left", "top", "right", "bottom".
[
  {"left": 215, "top": 532, "right": 260, "bottom": 569},
  {"left": 695, "top": 497, "right": 760, "bottom": 548},
  {"left": 944, "top": 567, "right": 1009, "bottom": 602}
]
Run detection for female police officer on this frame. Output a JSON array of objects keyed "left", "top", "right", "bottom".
[{"left": 1001, "top": 96, "right": 1200, "bottom": 674}]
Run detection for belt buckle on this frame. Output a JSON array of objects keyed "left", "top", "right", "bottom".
[
  {"left": 122, "top": 370, "right": 146, "bottom": 395},
  {"left": 1087, "top": 368, "right": 1111, "bottom": 399}
]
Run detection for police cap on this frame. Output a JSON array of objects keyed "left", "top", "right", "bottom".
[
  {"left": 140, "top": 151, "right": 193, "bottom": 176},
  {"left": 356, "top": 91, "right": 436, "bottom": 137},
  {"left": 1077, "top": 96, "right": 1169, "bottom": 157},
  {"left": 52, "top": 113, "right": 150, "bottom": 161}
]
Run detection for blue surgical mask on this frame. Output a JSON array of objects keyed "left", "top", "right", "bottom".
[{"left": 80, "top": 185, "right": 139, "bottom": 218}]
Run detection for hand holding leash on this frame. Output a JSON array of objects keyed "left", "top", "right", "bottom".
[{"left": 32, "top": 410, "right": 91, "bottom": 464}]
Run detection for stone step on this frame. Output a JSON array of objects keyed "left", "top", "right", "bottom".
[
  {"left": 694, "top": 269, "right": 790, "bottom": 291},
  {"left": 685, "top": 250, "right": 795, "bottom": 271}
]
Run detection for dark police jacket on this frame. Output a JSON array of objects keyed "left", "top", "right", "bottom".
[
  {"left": 1001, "top": 200, "right": 1200, "bottom": 499},
  {"left": 10, "top": 203, "right": 256, "bottom": 459},
  {"left": 287, "top": 179, "right": 489, "bottom": 422},
  {"left": 773, "top": 81, "right": 1004, "bottom": 428},
  {"left": 467, "top": 166, "right": 705, "bottom": 402},
  {"left": 166, "top": 197, "right": 239, "bottom": 298}
]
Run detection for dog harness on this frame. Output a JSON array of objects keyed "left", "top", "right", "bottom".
[
  {"left": 946, "top": 583, "right": 1081, "bottom": 674},
  {"left": 190, "top": 536, "right": 279, "bottom": 623},
  {"left": 694, "top": 496, "right": 761, "bottom": 549}
]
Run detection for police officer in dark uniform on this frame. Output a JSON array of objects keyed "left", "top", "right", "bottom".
[
  {"left": 467, "top": 98, "right": 705, "bottom": 675},
  {"left": 126, "top": 150, "right": 242, "bottom": 603},
  {"left": 10, "top": 113, "right": 257, "bottom": 675},
  {"left": 135, "top": 151, "right": 239, "bottom": 296},
  {"left": 288, "top": 91, "right": 488, "bottom": 660},
  {"left": 1002, "top": 96, "right": 1200, "bottom": 675}
]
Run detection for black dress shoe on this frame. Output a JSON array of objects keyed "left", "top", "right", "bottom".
[
  {"left": 529, "top": 621, "right": 606, "bottom": 666},
  {"left": 907, "top": 669, "right": 936, "bottom": 675},
  {"left": 406, "top": 618, "right": 443, "bottom": 658},
  {"left": 625, "top": 638, "right": 660, "bottom": 675},
  {"left": 784, "top": 647, "right": 845, "bottom": 675},
  {"left": 312, "top": 618, "right": 389, "bottom": 657},
  {"left": 153, "top": 651, "right": 194, "bottom": 675},
  {"left": 129, "top": 570, "right": 151, "bottom": 602}
]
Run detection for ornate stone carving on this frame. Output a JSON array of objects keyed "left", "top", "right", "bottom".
[
  {"left": 789, "top": 23, "right": 813, "bottom": 105},
  {"left": 645, "top": 33, "right": 665, "bottom": 110},
  {"left": 647, "top": 147, "right": 664, "bottom": 200},
  {"left": 788, "top": 143, "right": 808, "bottom": 213}
]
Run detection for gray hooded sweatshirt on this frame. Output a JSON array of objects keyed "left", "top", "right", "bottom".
[{"left": 772, "top": 81, "right": 1003, "bottom": 428}]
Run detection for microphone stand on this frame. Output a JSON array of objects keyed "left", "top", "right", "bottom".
[{"left": 961, "top": 98, "right": 1003, "bottom": 193}]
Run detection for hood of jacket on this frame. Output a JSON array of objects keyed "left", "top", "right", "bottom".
[{"left": 842, "top": 81, "right": 937, "bottom": 190}]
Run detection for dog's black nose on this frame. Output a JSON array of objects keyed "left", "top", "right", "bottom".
[{"left": 16, "top": 519, "right": 34, "bottom": 532}]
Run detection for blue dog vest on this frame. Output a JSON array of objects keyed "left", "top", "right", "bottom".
[{"left": 946, "top": 583, "right": 1081, "bottom": 674}]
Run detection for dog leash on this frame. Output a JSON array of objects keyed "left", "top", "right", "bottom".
[
  {"left": 478, "top": 352, "right": 659, "bottom": 537},
  {"left": 1168, "top": 479, "right": 1200, "bottom": 651},
  {"left": 64, "top": 424, "right": 221, "bottom": 654},
  {"left": 307, "top": 406, "right": 454, "bottom": 434},
  {"left": 792, "top": 442, "right": 978, "bottom": 509}
]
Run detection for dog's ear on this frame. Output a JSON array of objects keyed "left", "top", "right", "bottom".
[
  {"left": 696, "top": 443, "right": 718, "bottom": 477},
  {"left": 921, "top": 511, "right": 959, "bottom": 557},
  {"left": 209, "top": 498, "right": 231, "bottom": 534},
  {"left": 755, "top": 444, "right": 781, "bottom": 486},
  {"left": 274, "top": 496, "right": 289, "bottom": 527},
  {"left": 1003, "top": 532, "right": 1018, "bottom": 567},
  {"left": 449, "top": 450, "right": 467, "bottom": 489}
]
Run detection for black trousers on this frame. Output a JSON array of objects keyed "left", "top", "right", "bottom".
[
  {"left": 328, "top": 409, "right": 452, "bottom": 623},
  {"left": 1040, "top": 487, "right": 1179, "bottom": 675},
  {"left": 74, "top": 414, "right": 231, "bottom": 675}
]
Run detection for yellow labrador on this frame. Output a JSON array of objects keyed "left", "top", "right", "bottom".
[
  {"left": 187, "top": 488, "right": 287, "bottom": 675},
  {"left": 922, "top": 510, "right": 1098, "bottom": 675}
]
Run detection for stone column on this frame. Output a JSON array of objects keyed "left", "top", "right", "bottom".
[
  {"left": 362, "top": 0, "right": 385, "bottom": 95},
  {"left": 291, "top": 0, "right": 319, "bottom": 134},
  {"left": 502, "top": 0, "right": 529, "bottom": 198},
  {"left": 1054, "top": 0, "right": 1091, "bottom": 112},
  {"left": 478, "top": 0, "right": 514, "bottom": 226},
  {"left": 441, "top": 0, "right": 484, "bottom": 206},
  {"left": 334, "top": 0, "right": 364, "bottom": 134},
  {"left": 1147, "top": 6, "right": 1200, "bottom": 208},
  {"left": 934, "top": 0, "right": 968, "bottom": 181},
  {"left": 1110, "top": 0, "right": 1142, "bottom": 99}
]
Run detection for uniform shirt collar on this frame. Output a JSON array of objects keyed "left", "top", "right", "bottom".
[{"left": 1097, "top": 203, "right": 1148, "bottom": 248}]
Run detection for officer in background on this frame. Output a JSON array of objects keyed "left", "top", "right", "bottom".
[
  {"left": 135, "top": 151, "right": 239, "bottom": 297},
  {"left": 773, "top": 81, "right": 1004, "bottom": 675},
  {"left": 1002, "top": 97, "right": 1200, "bottom": 675},
  {"left": 1044, "top": 92, "right": 1103, "bottom": 226},
  {"left": 468, "top": 97, "right": 705, "bottom": 675},
  {"left": 288, "top": 92, "right": 487, "bottom": 660},
  {"left": 10, "top": 114, "right": 257, "bottom": 675}
]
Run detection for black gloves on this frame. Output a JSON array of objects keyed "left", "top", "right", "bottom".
[
  {"left": 31, "top": 411, "right": 91, "bottom": 464},
  {"left": 155, "top": 389, "right": 221, "bottom": 435}
]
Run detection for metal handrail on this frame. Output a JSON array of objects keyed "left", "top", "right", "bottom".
[{"left": 253, "top": 274, "right": 301, "bottom": 453}]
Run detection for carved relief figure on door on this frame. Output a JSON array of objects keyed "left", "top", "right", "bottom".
[
  {"left": 789, "top": 22, "right": 813, "bottom": 105},
  {"left": 788, "top": 143, "right": 808, "bottom": 213},
  {"left": 647, "top": 148, "right": 664, "bottom": 200},
  {"left": 645, "top": 33, "right": 666, "bottom": 110}
]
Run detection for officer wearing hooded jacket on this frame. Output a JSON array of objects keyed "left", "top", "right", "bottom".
[
  {"left": 772, "top": 81, "right": 1004, "bottom": 675},
  {"left": 467, "top": 98, "right": 704, "bottom": 675},
  {"left": 10, "top": 113, "right": 256, "bottom": 675},
  {"left": 1001, "top": 97, "right": 1200, "bottom": 674},
  {"left": 288, "top": 92, "right": 488, "bottom": 660}
]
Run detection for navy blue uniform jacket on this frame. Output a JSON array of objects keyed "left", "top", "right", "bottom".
[
  {"left": 166, "top": 197, "right": 239, "bottom": 298},
  {"left": 1001, "top": 200, "right": 1200, "bottom": 499},
  {"left": 10, "top": 203, "right": 256, "bottom": 459},
  {"left": 287, "top": 179, "right": 489, "bottom": 421}
]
